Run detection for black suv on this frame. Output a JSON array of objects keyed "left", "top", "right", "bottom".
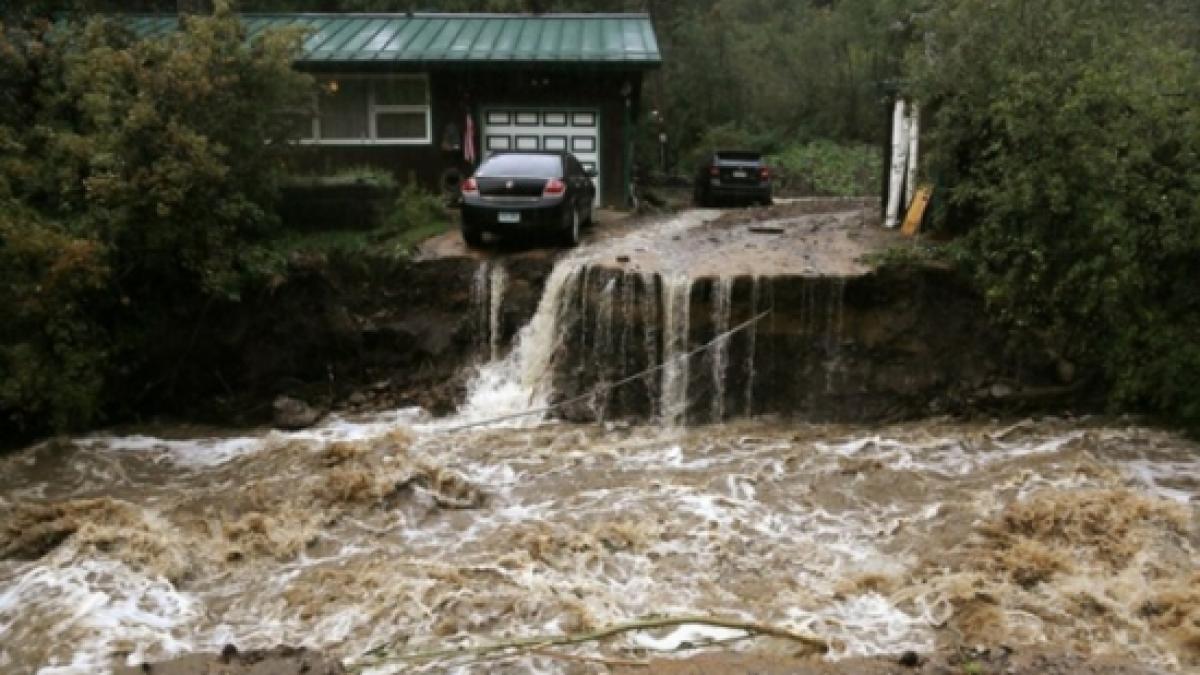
[{"left": 693, "top": 150, "right": 773, "bottom": 207}]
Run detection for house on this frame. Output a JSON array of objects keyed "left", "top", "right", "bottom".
[{"left": 132, "top": 12, "right": 663, "bottom": 207}]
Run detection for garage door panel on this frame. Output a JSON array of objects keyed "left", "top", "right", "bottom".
[{"left": 482, "top": 107, "right": 600, "bottom": 205}]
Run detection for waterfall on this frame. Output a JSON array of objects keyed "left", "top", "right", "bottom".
[
  {"left": 591, "top": 277, "right": 617, "bottom": 420},
  {"left": 744, "top": 277, "right": 761, "bottom": 416},
  {"left": 710, "top": 277, "right": 734, "bottom": 422},
  {"left": 488, "top": 263, "right": 508, "bottom": 361},
  {"left": 471, "top": 263, "right": 490, "bottom": 357},
  {"left": 824, "top": 277, "right": 846, "bottom": 394},
  {"left": 470, "top": 261, "right": 509, "bottom": 362},
  {"left": 639, "top": 271, "right": 661, "bottom": 418},
  {"left": 457, "top": 264, "right": 583, "bottom": 426},
  {"left": 660, "top": 275, "right": 693, "bottom": 427}
]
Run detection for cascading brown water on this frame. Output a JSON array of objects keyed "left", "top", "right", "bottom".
[{"left": 3, "top": 205, "right": 1193, "bottom": 674}]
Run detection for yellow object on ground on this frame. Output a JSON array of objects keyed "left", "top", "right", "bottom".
[{"left": 901, "top": 184, "right": 933, "bottom": 236}]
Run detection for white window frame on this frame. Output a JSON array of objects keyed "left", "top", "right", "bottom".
[{"left": 300, "top": 73, "right": 432, "bottom": 146}]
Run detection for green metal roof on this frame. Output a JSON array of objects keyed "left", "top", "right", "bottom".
[{"left": 128, "top": 13, "right": 661, "bottom": 68}]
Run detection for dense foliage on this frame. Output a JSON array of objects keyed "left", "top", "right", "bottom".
[
  {"left": 0, "top": 4, "right": 310, "bottom": 437},
  {"left": 911, "top": 0, "right": 1200, "bottom": 429}
]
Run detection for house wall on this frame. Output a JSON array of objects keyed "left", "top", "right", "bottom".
[{"left": 288, "top": 66, "right": 645, "bottom": 208}]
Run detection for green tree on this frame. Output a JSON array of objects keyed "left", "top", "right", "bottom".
[
  {"left": 910, "top": 0, "right": 1200, "bottom": 429},
  {"left": 0, "top": 3, "right": 311, "bottom": 438}
]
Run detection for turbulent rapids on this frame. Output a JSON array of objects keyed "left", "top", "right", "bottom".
[
  {"left": 2, "top": 207, "right": 1199, "bottom": 673},
  {"left": 2, "top": 419, "right": 1198, "bottom": 673}
]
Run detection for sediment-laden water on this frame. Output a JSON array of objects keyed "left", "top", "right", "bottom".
[
  {"left": 3, "top": 207, "right": 1197, "bottom": 673},
  {"left": 1, "top": 417, "right": 1198, "bottom": 673}
]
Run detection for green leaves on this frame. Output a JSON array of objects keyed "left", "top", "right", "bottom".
[
  {"left": 910, "top": 0, "right": 1200, "bottom": 431},
  {"left": 0, "top": 10, "right": 310, "bottom": 436}
]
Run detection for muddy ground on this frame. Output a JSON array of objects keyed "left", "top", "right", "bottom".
[{"left": 124, "top": 646, "right": 1165, "bottom": 674}]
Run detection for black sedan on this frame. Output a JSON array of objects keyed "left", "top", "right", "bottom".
[
  {"left": 694, "top": 150, "right": 773, "bottom": 207},
  {"left": 461, "top": 151, "right": 596, "bottom": 247}
]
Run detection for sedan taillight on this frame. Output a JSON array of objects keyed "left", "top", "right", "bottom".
[
  {"left": 461, "top": 177, "right": 479, "bottom": 195},
  {"left": 543, "top": 178, "right": 566, "bottom": 197}
]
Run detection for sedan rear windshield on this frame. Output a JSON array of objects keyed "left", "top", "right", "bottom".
[
  {"left": 715, "top": 151, "right": 762, "bottom": 163},
  {"left": 477, "top": 154, "right": 562, "bottom": 178}
]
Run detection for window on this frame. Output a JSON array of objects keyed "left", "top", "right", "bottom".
[{"left": 301, "top": 75, "right": 431, "bottom": 145}]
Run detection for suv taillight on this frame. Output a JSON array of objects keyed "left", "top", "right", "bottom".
[
  {"left": 461, "top": 177, "right": 478, "bottom": 195},
  {"left": 543, "top": 178, "right": 566, "bottom": 197},
  {"left": 760, "top": 166, "right": 770, "bottom": 181},
  {"left": 709, "top": 166, "right": 720, "bottom": 177}
]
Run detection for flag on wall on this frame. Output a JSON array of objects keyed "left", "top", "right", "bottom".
[{"left": 464, "top": 112, "right": 476, "bottom": 165}]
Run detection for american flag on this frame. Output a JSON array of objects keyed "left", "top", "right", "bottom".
[{"left": 463, "top": 112, "right": 476, "bottom": 165}]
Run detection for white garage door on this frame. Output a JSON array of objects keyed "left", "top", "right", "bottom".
[{"left": 482, "top": 108, "right": 600, "bottom": 204}]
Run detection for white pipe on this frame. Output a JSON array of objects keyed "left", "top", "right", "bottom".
[
  {"left": 905, "top": 103, "right": 920, "bottom": 209},
  {"left": 885, "top": 99, "right": 908, "bottom": 229}
]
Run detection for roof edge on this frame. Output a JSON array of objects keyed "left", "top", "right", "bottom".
[{"left": 118, "top": 12, "right": 654, "bottom": 20}]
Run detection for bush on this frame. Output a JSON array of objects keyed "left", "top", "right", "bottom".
[
  {"left": 771, "top": 140, "right": 881, "bottom": 196},
  {"left": 0, "top": 3, "right": 311, "bottom": 436},
  {"left": 387, "top": 182, "right": 447, "bottom": 232},
  {"left": 910, "top": 0, "right": 1200, "bottom": 431}
]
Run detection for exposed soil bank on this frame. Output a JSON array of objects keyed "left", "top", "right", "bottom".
[
  {"left": 110, "top": 203, "right": 1078, "bottom": 432},
  {"left": 551, "top": 264, "right": 1077, "bottom": 424},
  {"left": 125, "top": 249, "right": 553, "bottom": 428}
]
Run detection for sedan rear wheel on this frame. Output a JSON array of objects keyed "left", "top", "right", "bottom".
[
  {"left": 562, "top": 206, "right": 581, "bottom": 247},
  {"left": 462, "top": 222, "right": 484, "bottom": 248}
]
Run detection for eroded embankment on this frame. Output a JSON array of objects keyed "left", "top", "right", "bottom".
[
  {"left": 1, "top": 419, "right": 1197, "bottom": 673},
  {"left": 462, "top": 203, "right": 1071, "bottom": 427},
  {"left": 94, "top": 202, "right": 1073, "bottom": 433},
  {"left": 111, "top": 251, "right": 554, "bottom": 429}
]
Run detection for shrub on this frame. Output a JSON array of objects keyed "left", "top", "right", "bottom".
[
  {"left": 771, "top": 140, "right": 881, "bottom": 197},
  {"left": 0, "top": 3, "right": 311, "bottom": 436},
  {"left": 910, "top": 0, "right": 1200, "bottom": 431}
]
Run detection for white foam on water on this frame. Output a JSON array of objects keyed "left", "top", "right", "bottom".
[
  {"left": 787, "top": 593, "right": 933, "bottom": 659},
  {"left": 633, "top": 623, "right": 749, "bottom": 651},
  {"left": 80, "top": 407, "right": 426, "bottom": 468},
  {"left": 0, "top": 557, "right": 200, "bottom": 674}
]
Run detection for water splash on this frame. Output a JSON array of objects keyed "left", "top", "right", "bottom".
[{"left": 456, "top": 264, "right": 583, "bottom": 427}]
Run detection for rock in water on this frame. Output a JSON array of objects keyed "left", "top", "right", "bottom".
[{"left": 272, "top": 396, "right": 321, "bottom": 430}]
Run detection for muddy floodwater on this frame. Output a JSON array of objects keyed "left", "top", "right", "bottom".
[
  {"left": 2, "top": 415, "right": 1198, "bottom": 673},
  {"left": 3, "top": 206, "right": 1198, "bottom": 673}
]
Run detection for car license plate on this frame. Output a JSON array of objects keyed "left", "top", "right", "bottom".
[
  {"left": 731, "top": 170, "right": 748, "bottom": 178},
  {"left": 498, "top": 212, "right": 520, "bottom": 224}
]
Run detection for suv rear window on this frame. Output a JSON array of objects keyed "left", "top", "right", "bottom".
[{"left": 477, "top": 154, "right": 562, "bottom": 178}]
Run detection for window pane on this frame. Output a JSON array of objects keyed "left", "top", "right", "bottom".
[
  {"left": 374, "top": 78, "right": 426, "bottom": 106},
  {"left": 319, "top": 79, "right": 369, "bottom": 140},
  {"left": 377, "top": 111, "right": 426, "bottom": 140}
]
